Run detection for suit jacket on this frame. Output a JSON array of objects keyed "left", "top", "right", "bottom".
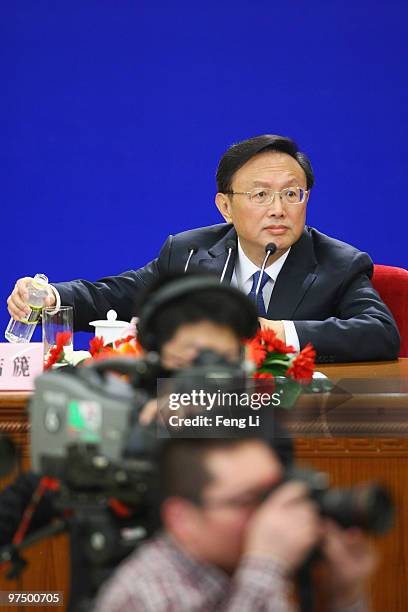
[{"left": 54, "top": 223, "right": 400, "bottom": 363}]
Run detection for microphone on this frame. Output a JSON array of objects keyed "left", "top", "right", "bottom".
[
  {"left": 184, "top": 244, "right": 199, "bottom": 272},
  {"left": 220, "top": 239, "right": 236, "bottom": 284},
  {"left": 255, "top": 242, "right": 277, "bottom": 296}
]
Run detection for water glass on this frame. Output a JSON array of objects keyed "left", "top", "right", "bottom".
[{"left": 42, "top": 306, "right": 74, "bottom": 365}]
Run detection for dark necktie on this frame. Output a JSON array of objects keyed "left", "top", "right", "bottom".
[{"left": 248, "top": 270, "right": 270, "bottom": 316}]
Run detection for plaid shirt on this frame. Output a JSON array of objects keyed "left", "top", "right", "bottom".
[{"left": 93, "top": 533, "right": 368, "bottom": 612}]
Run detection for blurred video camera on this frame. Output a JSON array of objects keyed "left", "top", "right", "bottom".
[{"left": 29, "top": 351, "right": 248, "bottom": 505}]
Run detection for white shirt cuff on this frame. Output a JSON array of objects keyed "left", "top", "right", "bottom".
[
  {"left": 282, "top": 320, "right": 300, "bottom": 352},
  {"left": 49, "top": 284, "right": 61, "bottom": 314}
]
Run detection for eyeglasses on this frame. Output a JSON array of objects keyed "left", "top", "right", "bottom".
[
  {"left": 226, "top": 186, "right": 309, "bottom": 206},
  {"left": 200, "top": 487, "right": 272, "bottom": 511}
]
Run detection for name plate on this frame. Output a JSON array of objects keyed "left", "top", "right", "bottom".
[{"left": 0, "top": 343, "right": 44, "bottom": 391}]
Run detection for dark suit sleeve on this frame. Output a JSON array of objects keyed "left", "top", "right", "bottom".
[
  {"left": 52, "top": 235, "right": 174, "bottom": 331},
  {"left": 0, "top": 472, "right": 58, "bottom": 546},
  {"left": 294, "top": 252, "right": 401, "bottom": 363}
]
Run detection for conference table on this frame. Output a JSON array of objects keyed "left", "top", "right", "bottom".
[
  {"left": 0, "top": 359, "right": 407, "bottom": 611},
  {"left": 293, "top": 359, "right": 408, "bottom": 612}
]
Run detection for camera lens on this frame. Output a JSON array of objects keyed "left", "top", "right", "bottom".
[
  {"left": 285, "top": 467, "right": 394, "bottom": 535},
  {"left": 320, "top": 483, "right": 394, "bottom": 534}
]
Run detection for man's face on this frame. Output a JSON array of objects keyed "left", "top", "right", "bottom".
[
  {"left": 160, "top": 321, "right": 241, "bottom": 370},
  {"left": 215, "top": 151, "right": 309, "bottom": 265},
  {"left": 175, "top": 440, "right": 282, "bottom": 572}
]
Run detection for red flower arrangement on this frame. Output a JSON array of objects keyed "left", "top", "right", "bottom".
[
  {"left": 286, "top": 343, "right": 316, "bottom": 383},
  {"left": 44, "top": 331, "right": 72, "bottom": 370},
  {"left": 44, "top": 333, "right": 143, "bottom": 370},
  {"left": 88, "top": 334, "right": 143, "bottom": 361},
  {"left": 247, "top": 329, "right": 316, "bottom": 384}
]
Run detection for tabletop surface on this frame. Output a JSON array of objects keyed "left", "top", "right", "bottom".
[
  {"left": 0, "top": 359, "right": 407, "bottom": 407},
  {"left": 318, "top": 358, "right": 408, "bottom": 379}
]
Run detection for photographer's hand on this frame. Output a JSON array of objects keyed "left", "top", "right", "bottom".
[
  {"left": 322, "top": 520, "right": 377, "bottom": 609},
  {"left": 244, "top": 482, "right": 322, "bottom": 573},
  {"left": 139, "top": 398, "right": 159, "bottom": 425}
]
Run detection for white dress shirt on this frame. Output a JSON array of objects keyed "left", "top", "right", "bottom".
[{"left": 231, "top": 240, "right": 300, "bottom": 351}]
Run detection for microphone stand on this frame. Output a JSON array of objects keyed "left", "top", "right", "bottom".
[
  {"left": 220, "top": 240, "right": 236, "bottom": 284},
  {"left": 184, "top": 246, "right": 198, "bottom": 272},
  {"left": 255, "top": 243, "right": 277, "bottom": 298}
]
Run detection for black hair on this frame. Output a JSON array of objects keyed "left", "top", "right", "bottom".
[
  {"left": 158, "top": 439, "right": 241, "bottom": 504},
  {"left": 216, "top": 134, "right": 314, "bottom": 193},
  {"left": 135, "top": 271, "right": 259, "bottom": 353},
  {"left": 157, "top": 429, "right": 293, "bottom": 505}
]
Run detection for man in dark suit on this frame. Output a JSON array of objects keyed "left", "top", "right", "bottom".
[{"left": 7, "top": 134, "right": 400, "bottom": 362}]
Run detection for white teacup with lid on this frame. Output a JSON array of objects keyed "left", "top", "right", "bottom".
[{"left": 89, "top": 310, "right": 131, "bottom": 345}]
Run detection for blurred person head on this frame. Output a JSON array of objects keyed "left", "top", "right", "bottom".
[
  {"left": 136, "top": 272, "right": 259, "bottom": 370},
  {"left": 215, "top": 135, "right": 314, "bottom": 266},
  {"left": 157, "top": 434, "right": 290, "bottom": 573}
]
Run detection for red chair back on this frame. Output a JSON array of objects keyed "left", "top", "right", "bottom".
[{"left": 372, "top": 264, "right": 408, "bottom": 357}]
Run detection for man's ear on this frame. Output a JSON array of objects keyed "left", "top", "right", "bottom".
[
  {"left": 161, "top": 497, "right": 202, "bottom": 537},
  {"left": 215, "top": 193, "right": 233, "bottom": 223}
]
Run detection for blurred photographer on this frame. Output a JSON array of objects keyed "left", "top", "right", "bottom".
[
  {"left": 94, "top": 435, "right": 376, "bottom": 612},
  {"left": 134, "top": 271, "right": 258, "bottom": 369}
]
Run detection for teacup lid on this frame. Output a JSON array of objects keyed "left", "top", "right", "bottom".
[{"left": 89, "top": 309, "right": 130, "bottom": 328}]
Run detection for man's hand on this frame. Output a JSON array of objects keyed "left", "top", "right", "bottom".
[
  {"left": 7, "top": 277, "right": 56, "bottom": 320},
  {"left": 139, "top": 398, "right": 159, "bottom": 425},
  {"left": 258, "top": 318, "right": 286, "bottom": 341},
  {"left": 244, "top": 482, "right": 322, "bottom": 573},
  {"left": 322, "top": 520, "right": 377, "bottom": 606}
]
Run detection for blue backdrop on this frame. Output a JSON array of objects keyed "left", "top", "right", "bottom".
[{"left": 2, "top": 1, "right": 407, "bottom": 347}]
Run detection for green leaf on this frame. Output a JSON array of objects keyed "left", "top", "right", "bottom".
[
  {"left": 265, "top": 352, "right": 291, "bottom": 361},
  {"left": 257, "top": 365, "right": 288, "bottom": 377}
]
